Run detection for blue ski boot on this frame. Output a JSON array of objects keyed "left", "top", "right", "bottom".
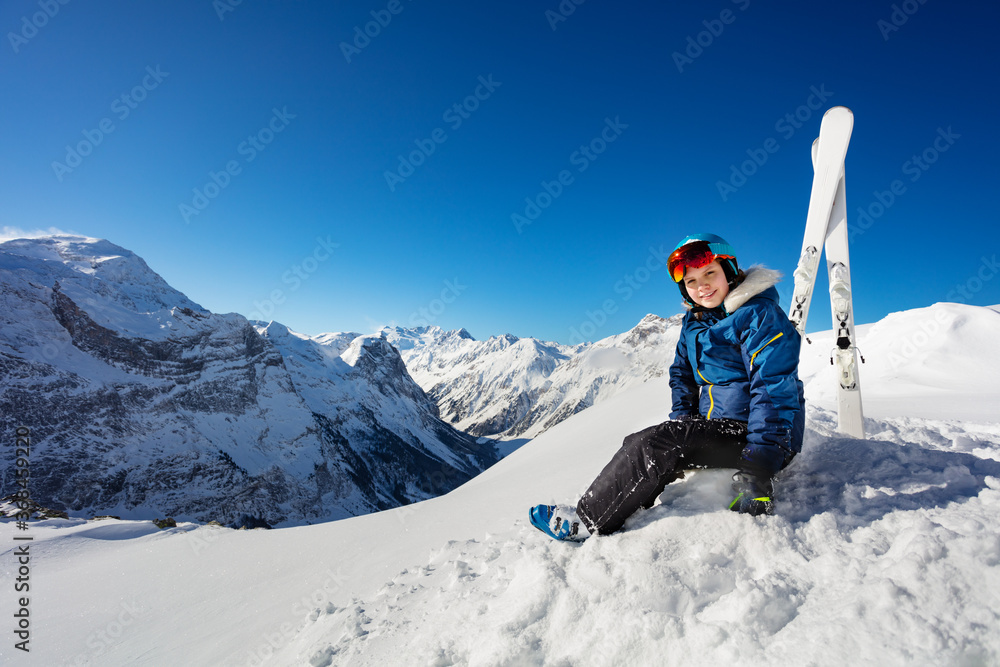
[{"left": 529, "top": 504, "right": 590, "bottom": 541}]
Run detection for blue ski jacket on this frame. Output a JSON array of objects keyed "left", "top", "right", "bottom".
[{"left": 669, "top": 267, "right": 805, "bottom": 476}]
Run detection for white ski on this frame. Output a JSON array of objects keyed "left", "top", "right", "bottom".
[
  {"left": 793, "top": 106, "right": 865, "bottom": 438},
  {"left": 820, "top": 152, "right": 866, "bottom": 438},
  {"left": 789, "top": 107, "right": 853, "bottom": 336}
]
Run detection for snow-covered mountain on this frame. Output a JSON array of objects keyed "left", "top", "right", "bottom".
[
  {"left": 381, "top": 313, "right": 684, "bottom": 441},
  {"left": 5, "top": 302, "right": 999, "bottom": 666},
  {"left": 0, "top": 236, "right": 498, "bottom": 526}
]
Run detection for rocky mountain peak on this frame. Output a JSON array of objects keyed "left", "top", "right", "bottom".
[
  {"left": 385, "top": 314, "right": 685, "bottom": 440},
  {"left": 0, "top": 235, "right": 499, "bottom": 526}
]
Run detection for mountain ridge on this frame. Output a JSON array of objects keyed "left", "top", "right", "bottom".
[
  {"left": 0, "top": 235, "right": 498, "bottom": 526},
  {"left": 378, "top": 312, "right": 684, "bottom": 440}
]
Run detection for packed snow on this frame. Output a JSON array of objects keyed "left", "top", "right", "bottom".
[{"left": 2, "top": 303, "right": 1000, "bottom": 666}]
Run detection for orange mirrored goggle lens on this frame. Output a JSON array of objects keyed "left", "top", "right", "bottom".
[{"left": 667, "top": 245, "right": 734, "bottom": 283}]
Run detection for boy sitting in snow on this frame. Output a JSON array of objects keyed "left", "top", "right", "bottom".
[{"left": 531, "top": 233, "right": 805, "bottom": 540}]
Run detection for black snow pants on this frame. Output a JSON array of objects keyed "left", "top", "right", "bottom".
[{"left": 576, "top": 418, "right": 749, "bottom": 535}]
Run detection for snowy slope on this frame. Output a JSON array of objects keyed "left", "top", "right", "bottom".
[
  {"left": 799, "top": 302, "right": 1000, "bottom": 422},
  {"left": 3, "top": 303, "right": 999, "bottom": 666}
]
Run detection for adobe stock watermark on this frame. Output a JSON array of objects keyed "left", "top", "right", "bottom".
[
  {"left": 340, "top": 0, "right": 416, "bottom": 63},
  {"left": 213, "top": 0, "right": 244, "bottom": 21},
  {"left": 878, "top": 0, "right": 930, "bottom": 41},
  {"left": 946, "top": 255, "right": 998, "bottom": 305},
  {"left": 849, "top": 126, "right": 959, "bottom": 241},
  {"left": 242, "top": 568, "right": 349, "bottom": 666},
  {"left": 248, "top": 235, "right": 340, "bottom": 323},
  {"left": 64, "top": 600, "right": 147, "bottom": 666},
  {"left": 887, "top": 255, "right": 996, "bottom": 370},
  {"left": 408, "top": 278, "right": 466, "bottom": 328},
  {"left": 716, "top": 84, "right": 834, "bottom": 201},
  {"left": 51, "top": 66, "right": 170, "bottom": 182},
  {"left": 413, "top": 461, "right": 467, "bottom": 500},
  {"left": 23, "top": 316, "right": 75, "bottom": 366},
  {"left": 544, "top": 0, "right": 589, "bottom": 31},
  {"left": 187, "top": 522, "right": 227, "bottom": 557},
  {"left": 887, "top": 307, "right": 948, "bottom": 370},
  {"left": 384, "top": 75, "right": 501, "bottom": 192},
  {"left": 672, "top": 0, "right": 751, "bottom": 73},
  {"left": 179, "top": 106, "right": 296, "bottom": 224},
  {"left": 511, "top": 116, "right": 628, "bottom": 234},
  {"left": 568, "top": 245, "right": 671, "bottom": 344},
  {"left": 7, "top": 0, "right": 71, "bottom": 54}
]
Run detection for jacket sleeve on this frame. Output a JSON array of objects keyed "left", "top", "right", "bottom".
[
  {"left": 735, "top": 302, "right": 803, "bottom": 476},
  {"left": 669, "top": 315, "right": 701, "bottom": 418}
]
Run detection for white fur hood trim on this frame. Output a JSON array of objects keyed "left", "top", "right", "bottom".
[{"left": 724, "top": 265, "right": 782, "bottom": 313}]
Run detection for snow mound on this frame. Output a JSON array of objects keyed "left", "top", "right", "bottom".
[
  {"left": 801, "top": 302, "right": 1000, "bottom": 422},
  {"left": 269, "top": 406, "right": 1000, "bottom": 666},
  {"left": 861, "top": 302, "right": 1000, "bottom": 384}
]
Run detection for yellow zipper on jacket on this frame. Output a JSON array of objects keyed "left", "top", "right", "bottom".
[
  {"left": 696, "top": 369, "right": 715, "bottom": 419},
  {"left": 694, "top": 332, "right": 784, "bottom": 422},
  {"left": 750, "top": 332, "right": 784, "bottom": 367}
]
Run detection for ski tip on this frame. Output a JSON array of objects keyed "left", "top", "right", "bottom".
[{"left": 823, "top": 105, "right": 854, "bottom": 118}]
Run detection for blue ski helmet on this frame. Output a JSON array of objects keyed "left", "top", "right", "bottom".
[{"left": 667, "top": 233, "right": 740, "bottom": 305}]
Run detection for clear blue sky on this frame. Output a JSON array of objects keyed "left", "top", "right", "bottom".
[{"left": 2, "top": 0, "right": 997, "bottom": 344}]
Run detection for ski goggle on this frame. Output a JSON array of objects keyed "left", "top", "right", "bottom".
[{"left": 667, "top": 242, "right": 735, "bottom": 283}]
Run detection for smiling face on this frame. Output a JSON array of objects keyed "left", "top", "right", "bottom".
[{"left": 683, "top": 259, "right": 730, "bottom": 308}]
